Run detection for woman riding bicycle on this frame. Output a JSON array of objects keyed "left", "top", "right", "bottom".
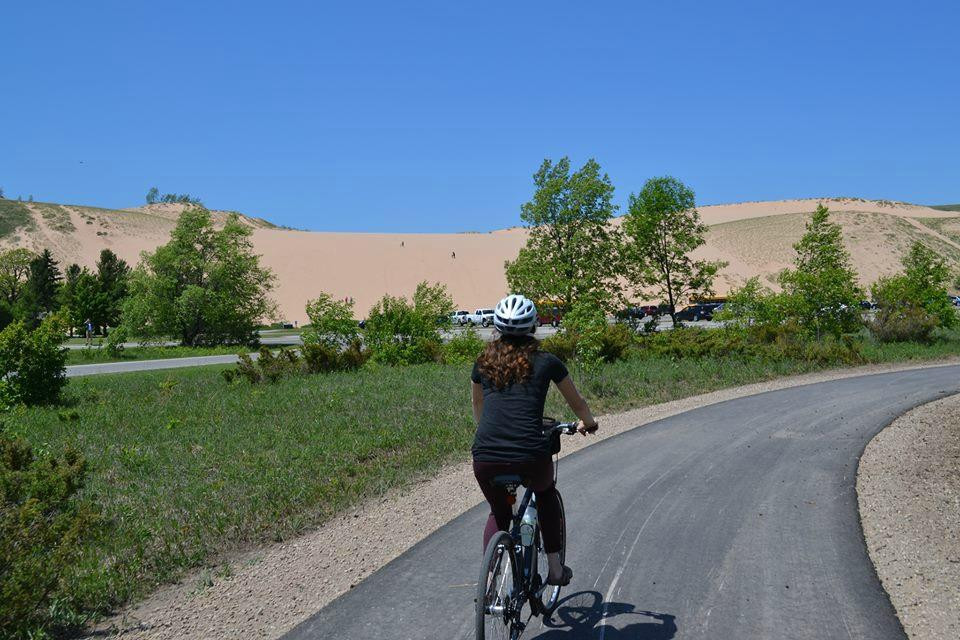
[{"left": 471, "top": 294, "right": 599, "bottom": 587}]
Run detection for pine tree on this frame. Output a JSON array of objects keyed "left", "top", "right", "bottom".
[
  {"left": 20, "top": 249, "right": 62, "bottom": 326},
  {"left": 96, "top": 249, "right": 130, "bottom": 328}
]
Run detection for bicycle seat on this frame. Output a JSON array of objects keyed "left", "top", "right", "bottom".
[{"left": 491, "top": 474, "right": 524, "bottom": 489}]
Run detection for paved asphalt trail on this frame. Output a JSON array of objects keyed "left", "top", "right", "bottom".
[
  {"left": 66, "top": 354, "right": 244, "bottom": 377},
  {"left": 285, "top": 365, "right": 960, "bottom": 640}
]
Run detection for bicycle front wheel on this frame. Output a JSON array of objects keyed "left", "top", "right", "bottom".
[
  {"left": 476, "top": 531, "right": 520, "bottom": 640},
  {"left": 536, "top": 491, "right": 566, "bottom": 613}
]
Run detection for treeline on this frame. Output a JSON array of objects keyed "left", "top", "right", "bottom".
[
  {"left": 145, "top": 186, "right": 203, "bottom": 206},
  {"left": 0, "top": 247, "right": 128, "bottom": 335}
]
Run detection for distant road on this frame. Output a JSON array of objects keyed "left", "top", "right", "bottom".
[
  {"left": 64, "top": 333, "right": 302, "bottom": 350},
  {"left": 63, "top": 320, "right": 720, "bottom": 377},
  {"left": 66, "top": 354, "right": 245, "bottom": 377}
]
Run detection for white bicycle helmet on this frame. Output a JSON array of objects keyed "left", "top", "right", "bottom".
[{"left": 494, "top": 294, "right": 538, "bottom": 335}]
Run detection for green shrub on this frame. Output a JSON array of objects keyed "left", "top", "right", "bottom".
[
  {"left": 339, "top": 338, "right": 370, "bottom": 370},
  {"left": 105, "top": 325, "right": 128, "bottom": 358},
  {"left": 364, "top": 286, "right": 450, "bottom": 366},
  {"left": 629, "top": 325, "right": 864, "bottom": 366},
  {"left": 636, "top": 327, "right": 755, "bottom": 359},
  {"left": 302, "top": 294, "right": 359, "bottom": 348},
  {"left": 541, "top": 331, "right": 577, "bottom": 362},
  {"left": 871, "top": 243, "right": 956, "bottom": 331},
  {"left": 230, "top": 341, "right": 371, "bottom": 383},
  {"left": 0, "top": 435, "right": 97, "bottom": 638},
  {"left": 870, "top": 306, "right": 939, "bottom": 343},
  {"left": 541, "top": 323, "right": 635, "bottom": 365},
  {"left": 301, "top": 343, "right": 339, "bottom": 374},
  {"left": 0, "top": 317, "right": 67, "bottom": 407},
  {"left": 254, "top": 347, "right": 301, "bottom": 383},
  {"left": 301, "top": 341, "right": 369, "bottom": 374},
  {"left": 598, "top": 323, "right": 635, "bottom": 362},
  {"left": 442, "top": 329, "right": 485, "bottom": 364},
  {"left": 716, "top": 277, "right": 786, "bottom": 329}
]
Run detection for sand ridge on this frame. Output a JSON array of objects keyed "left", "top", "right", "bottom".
[{"left": 2, "top": 198, "right": 958, "bottom": 324}]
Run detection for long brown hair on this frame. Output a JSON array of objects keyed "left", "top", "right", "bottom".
[{"left": 476, "top": 334, "right": 539, "bottom": 390}]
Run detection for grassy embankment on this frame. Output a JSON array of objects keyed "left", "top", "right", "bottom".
[
  {"left": 10, "top": 332, "right": 960, "bottom": 619},
  {"left": 0, "top": 199, "right": 35, "bottom": 238}
]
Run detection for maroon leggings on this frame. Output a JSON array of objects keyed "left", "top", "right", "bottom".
[{"left": 473, "top": 457, "right": 563, "bottom": 553}]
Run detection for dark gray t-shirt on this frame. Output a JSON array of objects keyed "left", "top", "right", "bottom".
[{"left": 471, "top": 351, "right": 569, "bottom": 462}]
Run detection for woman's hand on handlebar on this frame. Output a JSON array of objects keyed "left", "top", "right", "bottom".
[{"left": 577, "top": 420, "right": 599, "bottom": 436}]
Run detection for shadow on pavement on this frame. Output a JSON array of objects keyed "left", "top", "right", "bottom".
[{"left": 533, "top": 591, "right": 677, "bottom": 639}]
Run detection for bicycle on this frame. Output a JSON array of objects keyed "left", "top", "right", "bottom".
[{"left": 475, "top": 419, "right": 579, "bottom": 640}]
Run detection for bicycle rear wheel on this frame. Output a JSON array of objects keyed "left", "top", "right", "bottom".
[
  {"left": 476, "top": 531, "right": 520, "bottom": 640},
  {"left": 536, "top": 491, "right": 566, "bottom": 613}
]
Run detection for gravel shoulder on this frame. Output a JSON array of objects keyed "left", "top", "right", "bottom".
[
  {"left": 858, "top": 392, "right": 960, "bottom": 640},
  {"left": 87, "top": 357, "right": 959, "bottom": 639}
]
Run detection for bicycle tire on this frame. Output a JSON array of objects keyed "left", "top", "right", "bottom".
[
  {"left": 536, "top": 491, "right": 566, "bottom": 613},
  {"left": 476, "top": 531, "right": 520, "bottom": 640}
]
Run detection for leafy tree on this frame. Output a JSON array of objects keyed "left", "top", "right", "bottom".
[
  {"left": 778, "top": 204, "right": 862, "bottom": 338},
  {"left": 145, "top": 187, "right": 202, "bottom": 206},
  {"left": 302, "top": 293, "right": 359, "bottom": 348},
  {"left": 72, "top": 270, "right": 106, "bottom": 334},
  {"left": 622, "top": 176, "right": 726, "bottom": 325},
  {"left": 0, "top": 248, "right": 33, "bottom": 307},
  {"left": 363, "top": 281, "right": 451, "bottom": 365},
  {"left": 95, "top": 249, "right": 130, "bottom": 328},
  {"left": 871, "top": 241, "right": 956, "bottom": 330},
  {"left": 19, "top": 249, "right": 62, "bottom": 326},
  {"left": 505, "top": 158, "right": 623, "bottom": 310},
  {"left": 122, "top": 208, "right": 276, "bottom": 346},
  {"left": 412, "top": 280, "right": 455, "bottom": 325},
  {"left": 58, "top": 264, "right": 83, "bottom": 335},
  {"left": 715, "top": 276, "right": 785, "bottom": 328}
]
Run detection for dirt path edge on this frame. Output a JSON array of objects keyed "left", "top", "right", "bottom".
[
  {"left": 88, "top": 358, "right": 960, "bottom": 639},
  {"left": 857, "top": 392, "right": 960, "bottom": 640}
]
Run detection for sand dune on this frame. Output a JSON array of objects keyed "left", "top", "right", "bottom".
[{"left": 2, "top": 198, "right": 957, "bottom": 323}]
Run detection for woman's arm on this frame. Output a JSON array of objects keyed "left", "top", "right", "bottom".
[
  {"left": 555, "top": 376, "right": 599, "bottom": 434},
  {"left": 471, "top": 382, "right": 484, "bottom": 426}
]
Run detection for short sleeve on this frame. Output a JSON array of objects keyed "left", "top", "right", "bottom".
[
  {"left": 471, "top": 361, "right": 482, "bottom": 384},
  {"left": 547, "top": 354, "right": 569, "bottom": 383}
]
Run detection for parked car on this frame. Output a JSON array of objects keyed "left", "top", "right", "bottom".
[
  {"left": 675, "top": 304, "right": 716, "bottom": 322},
  {"left": 469, "top": 308, "right": 496, "bottom": 327},
  {"left": 615, "top": 307, "right": 647, "bottom": 325},
  {"left": 859, "top": 300, "right": 877, "bottom": 310},
  {"left": 615, "top": 307, "right": 646, "bottom": 323},
  {"left": 949, "top": 295, "right": 960, "bottom": 307},
  {"left": 450, "top": 310, "right": 471, "bottom": 326},
  {"left": 537, "top": 306, "right": 564, "bottom": 327},
  {"left": 637, "top": 304, "right": 661, "bottom": 317}
]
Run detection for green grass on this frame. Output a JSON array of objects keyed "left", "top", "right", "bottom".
[
  {"left": 0, "top": 199, "right": 36, "bottom": 238},
  {"left": 9, "top": 334, "right": 960, "bottom": 622},
  {"left": 929, "top": 204, "right": 960, "bottom": 212},
  {"left": 65, "top": 345, "right": 250, "bottom": 365},
  {"left": 916, "top": 216, "right": 960, "bottom": 247}
]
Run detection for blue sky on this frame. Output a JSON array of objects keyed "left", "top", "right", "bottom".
[{"left": 2, "top": 1, "right": 958, "bottom": 232}]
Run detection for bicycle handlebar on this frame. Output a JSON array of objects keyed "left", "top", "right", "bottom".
[{"left": 544, "top": 421, "right": 579, "bottom": 436}]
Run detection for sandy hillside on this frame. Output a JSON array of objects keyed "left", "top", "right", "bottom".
[{"left": 1, "top": 197, "right": 958, "bottom": 324}]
